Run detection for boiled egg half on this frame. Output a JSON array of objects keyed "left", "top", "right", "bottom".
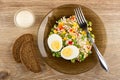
[
  {"left": 61, "top": 45, "right": 79, "bottom": 60},
  {"left": 47, "top": 34, "right": 63, "bottom": 52}
]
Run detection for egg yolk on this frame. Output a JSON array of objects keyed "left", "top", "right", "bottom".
[
  {"left": 62, "top": 48, "right": 73, "bottom": 57},
  {"left": 51, "top": 40, "right": 61, "bottom": 51}
]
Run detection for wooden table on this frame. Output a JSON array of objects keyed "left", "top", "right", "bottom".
[{"left": 0, "top": 0, "right": 120, "bottom": 80}]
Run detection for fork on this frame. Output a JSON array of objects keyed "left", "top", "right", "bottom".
[{"left": 74, "top": 8, "right": 109, "bottom": 72}]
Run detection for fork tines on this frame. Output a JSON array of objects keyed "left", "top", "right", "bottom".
[{"left": 74, "top": 7, "right": 87, "bottom": 24}]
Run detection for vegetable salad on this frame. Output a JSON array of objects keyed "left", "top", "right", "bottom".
[{"left": 48, "top": 15, "right": 95, "bottom": 63}]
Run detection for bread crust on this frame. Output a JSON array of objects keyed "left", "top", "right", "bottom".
[
  {"left": 12, "top": 34, "right": 33, "bottom": 63},
  {"left": 20, "top": 40, "right": 41, "bottom": 73}
]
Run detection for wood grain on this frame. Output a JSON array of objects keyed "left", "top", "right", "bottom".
[{"left": 0, "top": 0, "right": 120, "bottom": 80}]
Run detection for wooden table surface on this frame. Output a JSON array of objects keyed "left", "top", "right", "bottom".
[{"left": 0, "top": 0, "right": 120, "bottom": 80}]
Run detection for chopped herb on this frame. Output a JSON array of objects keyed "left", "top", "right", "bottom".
[{"left": 51, "top": 28, "right": 54, "bottom": 32}]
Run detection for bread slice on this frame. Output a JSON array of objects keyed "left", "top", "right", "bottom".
[
  {"left": 20, "top": 40, "right": 41, "bottom": 73},
  {"left": 12, "top": 34, "right": 33, "bottom": 63}
]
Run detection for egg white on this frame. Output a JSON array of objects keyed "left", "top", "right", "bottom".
[
  {"left": 47, "top": 34, "right": 63, "bottom": 52},
  {"left": 61, "top": 45, "right": 79, "bottom": 60}
]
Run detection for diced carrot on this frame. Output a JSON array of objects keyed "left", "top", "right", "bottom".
[{"left": 70, "top": 16, "right": 75, "bottom": 20}]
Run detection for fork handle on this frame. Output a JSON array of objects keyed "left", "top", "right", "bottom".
[{"left": 87, "top": 32, "right": 109, "bottom": 72}]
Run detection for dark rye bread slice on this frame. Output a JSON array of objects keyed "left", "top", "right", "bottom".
[
  {"left": 12, "top": 34, "right": 33, "bottom": 63},
  {"left": 20, "top": 40, "right": 41, "bottom": 73}
]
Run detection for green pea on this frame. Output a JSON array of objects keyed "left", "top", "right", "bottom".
[
  {"left": 55, "top": 52, "right": 61, "bottom": 58},
  {"left": 63, "top": 41, "right": 66, "bottom": 46},
  {"left": 54, "top": 24, "right": 57, "bottom": 28},
  {"left": 87, "top": 21, "right": 92, "bottom": 27},
  {"left": 88, "top": 51, "right": 92, "bottom": 55},
  {"left": 61, "top": 34, "right": 65, "bottom": 37},
  {"left": 73, "top": 39, "right": 77, "bottom": 43},
  {"left": 52, "top": 53, "right": 56, "bottom": 57},
  {"left": 71, "top": 59, "right": 76, "bottom": 63},
  {"left": 81, "top": 36, "right": 85, "bottom": 40},
  {"left": 89, "top": 21, "right": 92, "bottom": 26},
  {"left": 91, "top": 34, "right": 95, "bottom": 38},
  {"left": 79, "top": 52, "right": 85, "bottom": 61},
  {"left": 76, "top": 45, "right": 81, "bottom": 48},
  {"left": 81, "top": 57, "right": 85, "bottom": 61},
  {"left": 58, "top": 19, "right": 61, "bottom": 22},
  {"left": 50, "top": 32, "right": 53, "bottom": 35},
  {"left": 67, "top": 35, "right": 72, "bottom": 39},
  {"left": 51, "top": 28, "right": 54, "bottom": 31}
]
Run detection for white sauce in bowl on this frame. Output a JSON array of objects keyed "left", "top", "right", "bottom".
[{"left": 14, "top": 9, "right": 35, "bottom": 28}]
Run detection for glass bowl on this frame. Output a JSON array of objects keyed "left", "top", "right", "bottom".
[{"left": 37, "top": 4, "right": 107, "bottom": 74}]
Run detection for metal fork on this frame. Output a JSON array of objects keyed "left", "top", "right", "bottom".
[{"left": 74, "top": 8, "right": 109, "bottom": 72}]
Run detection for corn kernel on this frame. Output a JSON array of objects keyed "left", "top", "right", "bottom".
[
  {"left": 81, "top": 31, "right": 86, "bottom": 35},
  {"left": 88, "top": 27, "right": 92, "bottom": 31},
  {"left": 72, "top": 35, "right": 76, "bottom": 39},
  {"left": 86, "top": 41, "right": 90, "bottom": 45},
  {"left": 91, "top": 34, "right": 95, "bottom": 38},
  {"left": 63, "top": 37, "right": 67, "bottom": 41},
  {"left": 53, "top": 30, "right": 57, "bottom": 33},
  {"left": 59, "top": 22, "right": 63, "bottom": 26},
  {"left": 73, "top": 22, "right": 77, "bottom": 26},
  {"left": 62, "top": 30, "right": 66, "bottom": 34},
  {"left": 69, "top": 28, "right": 74, "bottom": 33}
]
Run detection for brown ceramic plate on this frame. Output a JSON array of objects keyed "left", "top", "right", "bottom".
[{"left": 37, "top": 4, "right": 107, "bottom": 74}]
